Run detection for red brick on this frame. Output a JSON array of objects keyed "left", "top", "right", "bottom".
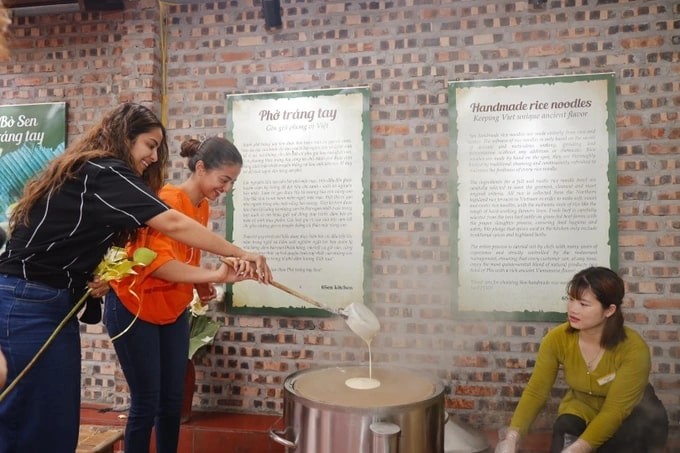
[
  {"left": 220, "top": 51, "right": 254, "bottom": 62},
  {"left": 621, "top": 36, "right": 665, "bottom": 48},
  {"left": 269, "top": 60, "right": 305, "bottom": 72},
  {"left": 644, "top": 298, "right": 680, "bottom": 309},
  {"left": 446, "top": 398, "right": 476, "bottom": 410},
  {"left": 374, "top": 124, "right": 410, "bottom": 135}
]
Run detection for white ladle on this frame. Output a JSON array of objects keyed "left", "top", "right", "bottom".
[{"left": 270, "top": 280, "right": 381, "bottom": 343}]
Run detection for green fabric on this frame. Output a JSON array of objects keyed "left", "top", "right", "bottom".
[{"left": 509, "top": 322, "right": 650, "bottom": 448}]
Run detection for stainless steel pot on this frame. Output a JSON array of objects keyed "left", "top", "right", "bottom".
[{"left": 270, "top": 365, "right": 446, "bottom": 453}]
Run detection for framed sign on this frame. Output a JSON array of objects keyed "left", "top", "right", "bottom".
[
  {"left": 449, "top": 74, "right": 617, "bottom": 320},
  {"left": 225, "top": 87, "right": 371, "bottom": 315},
  {"left": 0, "top": 102, "right": 67, "bottom": 225}
]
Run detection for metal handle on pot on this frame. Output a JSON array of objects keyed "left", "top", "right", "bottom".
[
  {"left": 370, "top": 422, "right": 401, "bottom": 453},
  {"left": 269, "top": 426, "right": 297, "bottom": 450}
]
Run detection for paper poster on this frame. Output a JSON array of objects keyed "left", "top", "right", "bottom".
[
  {"left": 449, "top": 74, "right": 617, "bottom": 318},
  {"left": 225, "top": 88, "right": 370, "bottom": 314}
]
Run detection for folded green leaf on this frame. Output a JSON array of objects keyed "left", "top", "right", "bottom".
[{"left": 133, "top": 247, "right": 157, "bottom": 266}]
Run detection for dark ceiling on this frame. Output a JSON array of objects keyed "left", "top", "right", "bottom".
[{"left": 4, "top": 0, "right": 125, "bottom": 12}]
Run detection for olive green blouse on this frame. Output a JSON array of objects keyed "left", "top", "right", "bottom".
[{"left": 509, "top": 322, "right": 650, "bottom": 448}]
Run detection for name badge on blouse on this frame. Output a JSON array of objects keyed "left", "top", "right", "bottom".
[{"left": 597, "top": 373, "right": 616, "bottom": 386}]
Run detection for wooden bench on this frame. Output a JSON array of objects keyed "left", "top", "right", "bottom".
[{"left": 76, "top": 424, "right": 124, "bottom": 453}]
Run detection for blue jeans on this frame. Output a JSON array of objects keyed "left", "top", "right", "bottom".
[
  {"left": 0, "top": 274, "right": 81, "bottom": 453},
  {"left": 104, "top": 292, "right": 190, "bottom": 453}
]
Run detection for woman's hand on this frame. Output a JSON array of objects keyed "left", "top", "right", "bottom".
[
  {"left": 215, "top": 259, "right": 257, "bottom": 284},
  {"left": 239, "top": 253, "right": 272, "bottom": 284},
  {"left": 87, "top": 276, "right": 110, "bottom": 299},
  {"left": 495, "top": 429, "right": 519, "bottom": 453},
  {"left": 0, "top": 348, "right": 7, "bottom": 388},
  {"left": 220, "top": 257, "right": 254, "bottom": 278},
  {"left": 562, "top": 438, "right": 593, "bottom": 453}
]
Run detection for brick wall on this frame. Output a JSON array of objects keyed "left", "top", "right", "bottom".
[{"left": 1, "top": 0, "right": 678, "bottom": 433}]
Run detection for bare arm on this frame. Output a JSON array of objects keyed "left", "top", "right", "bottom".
[
  {"left": 146, "top": 209, "right": 244, "bottom": 257},
  {"left": 151, "top": 260, "right": 238, "bottom": 284},
  {"left": 146, "top": 209, "right": 271, "bottom": 282}
]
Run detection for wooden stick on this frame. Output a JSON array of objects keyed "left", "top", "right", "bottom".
[
  {"left": 269, "top": 281, "right": 347, "bottom": 318},
  {"left": 270, "top": 280, "right": 325, "bottom": 309}
]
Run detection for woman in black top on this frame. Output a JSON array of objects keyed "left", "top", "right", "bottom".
[
  {"left": 0, "top": 0, "right": 9, "bottom": 396},
  {"left": 0, "top": 103, "right": 272, "bottom": 453}
]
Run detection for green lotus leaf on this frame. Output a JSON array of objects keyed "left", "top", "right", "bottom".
[{"left": 188, "top": 317, "right": 220, "bottom": 360}]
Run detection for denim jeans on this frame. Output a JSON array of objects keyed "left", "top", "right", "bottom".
[
  {"left": 0, "top": 274, "right": 80, "bottom": 453},
  {"left": 104, "top": 292, "right": 190, "bottom": 453}
]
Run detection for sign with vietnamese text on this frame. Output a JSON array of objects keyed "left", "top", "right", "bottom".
[
  {"left": 0, "top": 102, "right": 67, "bottom": 224},
  {"left": 226, "top": 88, "right": 371, "bottom": 315}
]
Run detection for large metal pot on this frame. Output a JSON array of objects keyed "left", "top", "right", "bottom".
[{"left": 270, "top": 365, "right": 446, "bottom": 453}]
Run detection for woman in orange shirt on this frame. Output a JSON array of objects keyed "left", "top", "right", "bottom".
[{"left": 105, "top": 137, "right": 256, "bottom": 453}]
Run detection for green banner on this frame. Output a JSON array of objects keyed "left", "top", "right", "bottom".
[{"left": 0, "top": 102, "right": 67, "bottom": 223}]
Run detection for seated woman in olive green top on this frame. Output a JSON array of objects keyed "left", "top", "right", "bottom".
[{"left": 496, "top": 267, "right": 668, "bottom": 453}]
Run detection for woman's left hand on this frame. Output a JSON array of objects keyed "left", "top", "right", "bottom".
[
  {"left": 216, "top": 258, "right": 257, "bottom": 284},
  {"left": 241, "top": 253, "right": 272, "bottom": 284},
  {"left": 221, "top": 257, "right": 254, "bottom": 278},
  {"left": 87, "top": 276, "right": 110, "bottom": 299}
]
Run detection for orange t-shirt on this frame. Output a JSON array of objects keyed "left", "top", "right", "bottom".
[{"left": 110, "top": 184, "right": 209, "bottom": 325}]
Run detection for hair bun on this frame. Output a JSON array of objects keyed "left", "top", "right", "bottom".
[{"left": 179, "top": 138, "right": 202, "bottom": 158}]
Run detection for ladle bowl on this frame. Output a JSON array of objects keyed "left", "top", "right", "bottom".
[{"left": 341, "top": 301, "right": 381, "bottom": 343}]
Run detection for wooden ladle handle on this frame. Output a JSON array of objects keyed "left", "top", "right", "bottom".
[{"left": 270, "top": 280, "right": 325, "bottom": 309}]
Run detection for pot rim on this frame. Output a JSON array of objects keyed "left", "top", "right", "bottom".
[{"left": 283, "top": 364, "right": 445, "bottom": 413}]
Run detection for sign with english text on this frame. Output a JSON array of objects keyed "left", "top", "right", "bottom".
[{"left": 449, "top": 74, "right": 617, "bottom": 320}]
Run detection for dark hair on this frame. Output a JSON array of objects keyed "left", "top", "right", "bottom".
[
  {"left": 180, "top": 136, "right": 242, "bottom": 172},
  {"left": 566, "top": 266, "right": 626, "bottom": 348},
  {"left": 10, "top": 103, "right": 168, "bottom": 243}
]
